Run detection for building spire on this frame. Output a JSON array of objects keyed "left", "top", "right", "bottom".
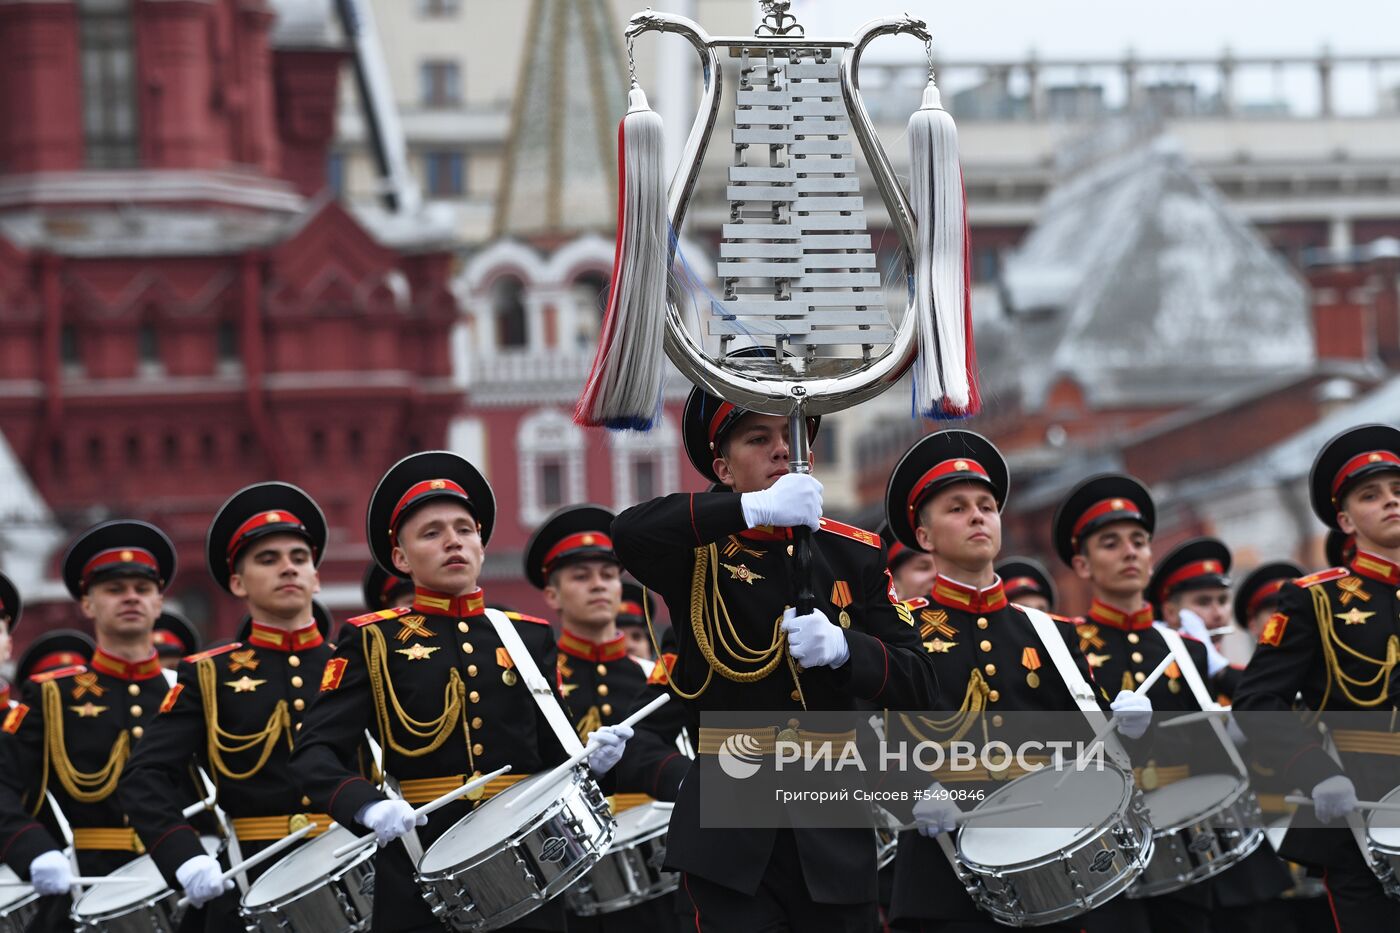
[{"left": 493, "top": 0, "right": 627, "bottom": 239}]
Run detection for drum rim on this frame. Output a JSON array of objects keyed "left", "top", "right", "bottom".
[
  {"left": 240, "top": 826, "right": 377, "bottom": 910},
  {"left": 1141, "top": 779, "right": 1258, "bottom": 837},
  {"left": 1128, "top": 824, "right": 1266, "bottom": 897},
  {"left": 1365, "top": 785, "right": 1400, "bottom": 848}
]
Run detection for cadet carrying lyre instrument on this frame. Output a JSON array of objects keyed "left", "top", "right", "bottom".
[{"left": 576, "top": 0, "right": 978, "bottom": 611}]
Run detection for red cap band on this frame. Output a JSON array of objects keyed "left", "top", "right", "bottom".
[
  {"left": 1003, "top": 575, "right": 1045, "bottom": 596},
  {"left": 82, "top": 547, "right": 159, "bottom": 586},
  {"left": 1246, "top": 578, "right": 1288, "bottom": 617},
  {"left": 31, "top": 651, "right": 86, "bottom": 678},
  {"left": 1331, "top": 450, "right": 1400, "bottom": 500},
  {"left": 541, "top": 532, "right": 615, "bottom": 573},
  {"left": 152, "top": 629, "right": 186, "bottom": 651},
  {"left": 887, "top": 540, "right": 907, "bottom": 565},
  {"left": 1159, "top": 559, "right": 1226, "bottom": 599},
  {"left": 227, "top": 510, "right": 308, "bottom": 564},
  {"left": 707, "top": 402, "right": 738, "bottom": 447},
  {"left": 391, "top": 479, "right": 470, "bottom": 532},
  {"left": 619, "top": 600, "right": 644, "bottom": 616},
  {"left": 907, "top": 458, "right": 991, "bottom": 516},
  {"left": 1071, "top": 497, "right": 1144, "bottom": 545}
]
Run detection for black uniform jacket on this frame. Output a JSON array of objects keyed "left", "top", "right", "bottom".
[{"left": 610, "top": 491, "right": 939, "bottom": 904}]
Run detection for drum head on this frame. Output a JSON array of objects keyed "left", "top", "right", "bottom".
[
  {"left": 241, "top": 824, "right": 360, "bottom": 907},
  {"left": 73, "top": 836, "right": 219, "bottom": 916},
  {"left": 1264, "top": 817, "right": 1290, "bottom": 853},
  {"left": 612, "top": 803, "right": 671, "bottom": 846},
  {"left": 0, "top": 865, "right": 34, "bottom": 909},
  {"left": 959, "top": 766, "right": 1128, "bottom": 865},
  {"left": 1367, "top": 786, "right": 1400, "bottom": 850},
  {"left": 1140, "top": 773, "right": 1240, "bottom": 829},
  {"left": 419, "top": 769, "right": 580, "bottom": 874}
]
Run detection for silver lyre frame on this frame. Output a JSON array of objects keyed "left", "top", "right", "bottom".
[{"left": 626, "top": 10, "right": 931, "bottom": 421}]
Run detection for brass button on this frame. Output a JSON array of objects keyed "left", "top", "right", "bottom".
[
  {"left": 597, "top": 684, "right": 609, "bottom": 697},
  {"left": 290, "top": 655, "right": 302, "bottom": 668},
  {"left": 128, "top": 683, "right": 140, "bottom": 696},
  {"left": 1134, "top": 671, "right": 1146, "bottom": 684},
  {"left": 291, "top": 675, "right": 304, "bottom": 688},
  {"left": 472, "top": 743, "right": 484, "bottom": 756},
  {"left": 295, "top": 722, "right": 302, "bottom": 732},
  {"left": 458, "top": 621, "right": 470, "bottom": 633},
  {"left": 984, "top": 664, "right": 996, "bottom": 676},
  {"left": 467, "top": 664, "right": 478, "bottom": 677},
  {"left": 1127, "top": 633, "right": 1140, "bottom": 644},
  {"left": 469, "top": 690, "right": 480, "bottom": 703},
  {"left": 602, "top": 703, "right": 613, "bottom": 716},
  {"left": 979, "top": 639, "right": 992, "bottom": 652},
  {"left": 130, "top": 705, "right": 143, "bottom": 717},
  {"left": 131, "top": 726, "right": 144, "bottom": 739},
  {"left": 301, "top": 795, "right": 312, "bottom": 807},
  {"left": 1130, "top": 652, "right": 1143, "bottom": 664},
  {"left": 471, "top": 717, "right": 483, "bottom": 729},
  {"left": 293, "top": 698, "right": 305, "bottom": 711},
  {"left": 991, "top": 714, "right": 1004, "bottom": 728},
  {"left": 790, "top": 689, "right": 801, "bottom": 701},
  {"left": 462, "top": 643, "right": 474, "bottom": 654},
  {"left": 596, "top": 664, "right": 608, "bottom": 677},
  {"left": 976, "top": 617, "right": 989, "bottom": 629},
  {"left": 988, "top": 690, "right": 1001, "bottom": 703}
]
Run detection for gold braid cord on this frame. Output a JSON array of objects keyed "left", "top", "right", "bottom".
[
  {"left": 363, "top": 624, "right": 467, "bottom": 759},
  {"left": 40, "top": 680, "right": 129, "bottom": 805},
  {"left": 575, "top": 705, "right": 602, "bottom": 744},
  {"left": 895, "top": 668, "right": 988, "bottom": 745},
  {"left": 669, "top": 544, "right": 800, "bottom": 702},
  {"left": 1313, "top": 587, "right": 1400, "bottom": 710},
  {"left": 197, "top": 659, "right": 291, "bottom": 782}
]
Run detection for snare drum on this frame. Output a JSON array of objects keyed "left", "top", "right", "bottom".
[
  {"left": 0, "top": 865, "right": 39, "bottom": 933},
  {"left": 416, "top": 766, "right": 614, "bottom": 931},
  {"left": 955, "top": 763, "right": 1153, "bottom": 926},
  {"left": 1365, "top": 784, "right": 1400, "bottom": 898},
  {"left": 873, "top": 804, "right": 901, "bottom": 871},
  {"left": 1127, "top": 773, "right": 1264, "bottom": 898},
  {"left": 566, "top": 801, "right": 676, "bottom": 916},
  {"left": 70, "top": 836, "right": 221, "bottom": 933},
  {"left": 240, "top": 823, "right": 376, "bottom": 932}
]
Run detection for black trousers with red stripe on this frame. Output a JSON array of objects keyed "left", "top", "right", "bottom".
[
  {"left": 681, "top": 829, "right": 876, "bottom": 933},
  {"left": 1321, "top": 840, "right": 1400, "bottom": 931}
]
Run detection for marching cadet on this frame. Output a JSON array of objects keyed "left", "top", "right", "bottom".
[
  {"left": 1325, "top": 528, "right": 1355, "bottom": 570},
  {"left": 153, "top": 611, "right": 200, "bottom": 672},
  {"left": 290, "top": 451, "right": 632, "bottom": 933},
  {"left": 363, "top": 562, "right": 415, "bottom": 612},
  {"left": 1148, "top": 539, "right": 1292, "bottom": 933},
  {"left": 524, "top": 505, "right": 676, "bottom": 933},
  {"left": 880, "top": 521, "right": 939, "bottom": 601},
  {"left": 609, "top": 375, "right": 940, "bottom": 933},
  {"left": 881, "top": 431, "right": 1140, "bottom": 933},
  {"left": 1234, "top": 423, "right": 1400, "bottom": 928},
  {"left": 616, "top": 581, "right": 658, "bottom": 663},
  {"left": 119, "top": 482, "right": 342, "bottom": 927},
  {"left": 0, "top": 521, "right": 197, "bottom": 931},
  {"left": 1050, "top": 476, "right": 1217, "bottom": 933},
  {"left": 1233, "top": 561, "right": 1305, "bottom": 647},
  {"left": 0, "top": 572, "right": 18, "bottom": 706},
  {"left": 15, "top": 631, "right": 96, "bottom": 686},
  {"left": 995, "top": 557, "right": 1057, "bottom": 613}
]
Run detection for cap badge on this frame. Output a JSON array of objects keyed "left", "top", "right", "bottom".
[
  {"left": 581, "top": 534, "right": 596, "bottom": 546},
  {"left": 1204, "top": 561, "right": 1218, "bottom": 572},
  {"left": 120, "top": 550, "right": 134, "bottom": 562},
  {"left": 1110, "top": 499, "right": 1126, "bottom": 510},
  {"left": 430, "top": 480, "right": 447, "bottom": 490},
  {"left": 954, "top": 460, "right": 969, "bottom": 471},
  {"left": 266, "top": 512, "right": 281, "bottom": 523}
]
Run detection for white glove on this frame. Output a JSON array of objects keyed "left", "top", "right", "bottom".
[
  {"left": 175, "top": 854, "right": 232, "bottom": 907},
  {"left": 740, "top": 473, "right": 822, "bottom": 531},
  {"left": 356, "top": 798, "right": 426, "bottom": 846},
  {"left": 912, "top": 783, "right": 960, "bottom": 837},
  {"left": 1109, "top": 689, "right": 1153, "bottom": 740},
  {"left": 1177, "top": 609, "right": 1230, "bottom": 676},
  {"left": 586, "top": 723, "right": 634, "bottom": 776},
  {"left": 27, "top": 850, "right": 72, "bottom": 896},
  {"left": 781, "top": 607, "right": 850, "bottom": 669},
  {"left": 1310, "top": 775, "right": 1358, "bottom": 823}
]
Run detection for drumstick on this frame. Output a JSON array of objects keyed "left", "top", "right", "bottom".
[
  {"left": 1054, "top": 654, "right": 1176, "bottom": 789},
  {"left": 176, "top": 822, "right": 316, "bottom": 908},
  {"left": 1157, "top": 709, "right": 1229, "bottom": 729},
  {"left": 893, "top": 799, "right": 1044, "bottom": 832},
  {"left": 1284, "top": 794, "right": 1400, "bottom": 814},
  {"left": 181, "top": 792, "right": 218, "bottom": 819},
  {"left": 506, "top": 693, "right": 671, "bottom": 809},
  {"left": 0, "top": 877, "right": 150, "bottom": 887},
  {"left": 331, "top": 764, "right": 513, "bottom": 859}
]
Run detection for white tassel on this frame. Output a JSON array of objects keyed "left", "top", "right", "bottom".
[
  {"left": 575, "top": 87, "right": 668, "bottom": 430},
  {"left": 908, "top": 79, "right": 978, "bottom": 418}
]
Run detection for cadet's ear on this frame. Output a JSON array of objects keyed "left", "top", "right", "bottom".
[
  {"left": 1336, "top": 509, "right": 1358, "bottom": 537},
  {"left": 1070, "top": 553, "right": 1092, "bottom": 582}
]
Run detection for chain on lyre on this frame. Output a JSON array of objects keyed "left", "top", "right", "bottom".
[
  {"left": 626, "top": 34, "right": 638, "bottom": 88},
  {"left": 924, "top": 37, "right": 937, "bottom": 84}
]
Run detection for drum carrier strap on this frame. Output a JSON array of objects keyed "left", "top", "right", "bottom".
[
  {"left": 1021, "top": 606, "right": 1124, "bottom": 764},
  {"left": 484, "top": 609, "right": 586, "bottom": 756},
  {"left": 1154, "top": 624, "right": 1249, "bottom": 778}
]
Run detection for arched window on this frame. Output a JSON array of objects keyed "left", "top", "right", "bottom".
[
  {"left": 517, "top": 408, "right": 585, "bottom": 525},
  {"left": 570, "top": 271, "right": 610, "bottom": 349},
  {"left": 493, "top": 276, "right": 528, "bottom": 349},
  {"left": 609, "top": 416, "right": 679, "bottom": 510}
]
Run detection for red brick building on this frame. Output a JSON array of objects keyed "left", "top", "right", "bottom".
[{"left": 0, "top": 0, "right": 459, "bottom": 643}]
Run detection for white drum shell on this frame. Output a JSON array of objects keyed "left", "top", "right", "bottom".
[
  {"left": 71, "top": 836, "right": 221, "bottom": 933},
  {"left": 416, "top": 768, "right": 615, "bottom": 932},
  {"left": 566, "top": 802, "right": 677, "bottom": 916},
  {"left": 0, "top": 865, "right": 39, "bottom": 933},
  {"left": 1365, "top": 784, "right": 1400, "bottom": 899},
  {"left": 1127, "top": 774, "right": 1265, "bottom": 898},
  {"left": 239, "top": 824, "right": 376, "bottom": 933}
]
